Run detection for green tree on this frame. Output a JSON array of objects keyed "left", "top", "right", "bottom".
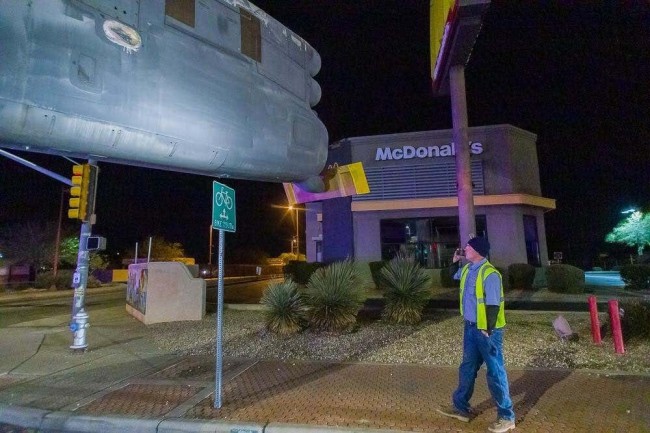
[
  {"left": 605, "top": 211, "right": 650, "bottom": 256},
  {"left": 59, "top": 236, "right": 108, "bottom": 271},
  {"left": 125, "top": 236, "right": 185, "bottom": 261}
]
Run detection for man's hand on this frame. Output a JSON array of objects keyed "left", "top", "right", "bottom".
[
  {"left": 453, "top": 248, "right": 463, "bottom": 263},
  {"left": 481, "top": 330, "right": 490, "bottom": 338}
]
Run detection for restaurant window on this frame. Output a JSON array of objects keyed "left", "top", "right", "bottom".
[
  {"left": 523, "top": 215, "right": 540, "bottom": 266},
  {"left": 380, "top": 216, "right": 486, "bottom": 269}
]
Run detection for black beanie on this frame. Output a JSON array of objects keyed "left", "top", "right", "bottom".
[{"left": 467, "top": 237, "right": 490, "bottom": 257}]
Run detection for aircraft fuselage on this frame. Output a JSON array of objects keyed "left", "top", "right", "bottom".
[{"left": 0, "top": 0, "right": 328, "bottom": 182}]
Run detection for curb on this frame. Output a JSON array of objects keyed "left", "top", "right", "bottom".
[
  {"left": 0, "top": 405, "right": 266, "bottom": 433},
  {"left": 0, "top": 405, "right": 418, "bottom": 433},
  {"left": 40, "top": 412, "right": 160, "bottom": 433},
  {"left": 266, "top": 422, "right": 415, "bottom": 433},
  {"left": 0, "top": 405, "right": 48, "bottom": 430}
]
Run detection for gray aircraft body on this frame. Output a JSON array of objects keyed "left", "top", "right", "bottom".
[{"left": 0, "top": 0, "right": 328, "bottom": 184}]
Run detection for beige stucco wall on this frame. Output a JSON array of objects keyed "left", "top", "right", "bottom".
[{"left": 126, "top": 261, "right": 205, "bottom": 325}]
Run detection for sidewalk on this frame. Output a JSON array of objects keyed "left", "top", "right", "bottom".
[{"left": 1, "top": 292, "right": 649, "bottom": 433}]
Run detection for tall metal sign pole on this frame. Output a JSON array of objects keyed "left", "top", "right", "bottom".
[
  {"left": 450, "top": 65, "right": 476, "bottom": 243},
  {"left": 430, "top": 0, "right": 490, "bottom": 245},
  {"left": 211, "top": 181, "right": 236, "bottom": 408}
]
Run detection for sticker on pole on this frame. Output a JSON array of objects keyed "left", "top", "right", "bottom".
[{"left": 212, "top": 181, "right": 236, "bottom": 232}]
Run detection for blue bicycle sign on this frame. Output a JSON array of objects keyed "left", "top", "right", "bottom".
[{"left": 212, "top": 181, "right": 236, "bottom": 232}]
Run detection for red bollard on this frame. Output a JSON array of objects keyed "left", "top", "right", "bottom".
[
  {"left": 608, "top": 299, "right": 625, "bottom": 354},
  {"left": 588, "top": 296, "right": 602, "bottom": 344}
]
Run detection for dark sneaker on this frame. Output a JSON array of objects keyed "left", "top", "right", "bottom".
[
  {"left": 488, "top": 418, "right": 516, "bottom": 432},
  {"left": 436, "top": 405, "right": 472, "bottom": 422}
]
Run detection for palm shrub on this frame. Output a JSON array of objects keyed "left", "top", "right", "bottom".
[
  {"left": 304, "top": 259, "right": 364, "bottom": 332},
  {"left": 381, "top": 255, "right": 431, "bottom": 325},
  {"left": 260, "top": 278, "right": 306, "bottom": 335}
]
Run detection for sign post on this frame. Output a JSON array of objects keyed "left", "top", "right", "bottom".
[{"left": 212, "top": 181, "right": 236, "bottom": 408}]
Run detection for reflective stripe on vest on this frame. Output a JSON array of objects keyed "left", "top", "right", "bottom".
[{"left": 459, "top": 261, "right": 506, "bottom": 330}]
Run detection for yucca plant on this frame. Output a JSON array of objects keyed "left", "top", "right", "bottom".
[
  {"left": 381, "top": 255, "right": 431, "bottom": 325},
  {"left": 260, "top": 278, "right": 306, "bottom": 335},
  {"left": 304, "top": 259, "right": 365, "bottom": 332}
]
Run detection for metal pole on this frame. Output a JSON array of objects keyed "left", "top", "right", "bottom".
[
  {"left": 214, "top": 229, "right": 225, "bottom": 408},
  {"left": 52, "top": 187, "right": 65, "bottom": 286},
  {"left": 69, "top": 158, "right": 97, "bottom": 351},
  {"left": 69, "top": 222, "right": 91, "bottom": 350},
  {"left": 147, "top": 236, "right": 152, "bottom": 263},
  {"left": 209, "top": 225, "right": 213, "bottom": 273},
  {"left": 295, "top": 208, "right": 299, "bottom": 257},
  {"left": 0, "top": 148, "right": 73, "bottom": 186},
  {"left": 450, "top": 65, "right": 476, "bottom": 244},
  {"left": 588, "top": 295, "right": 602, "bottom": 345},
  {"left": 134, "top": 242, "right": 139, "bottom": 265},
  {"left": 608, "top": 300, "right": 625, "bottom": 354}
]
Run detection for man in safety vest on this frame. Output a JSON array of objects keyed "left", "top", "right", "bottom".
[{"left": 437, "top": 236, "right": 516, "bottom": 433}]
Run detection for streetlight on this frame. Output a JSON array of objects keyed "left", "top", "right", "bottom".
[
  {"left": 621, "top": 208, "right": 637, "bottom": 214},
  {"left": 271, "top": 204, "right": 304, "bottom": 258},
  {"left": 288, "top": 205, "right": 299, "bottom": 257}
]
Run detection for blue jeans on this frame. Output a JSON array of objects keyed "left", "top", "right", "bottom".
[{"left": 452, "top": 321, "right": 515, "bottom": 421}]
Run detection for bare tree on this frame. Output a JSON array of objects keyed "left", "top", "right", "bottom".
[{"left": 0, "top": 221, "right": 57, "bottom": 270}]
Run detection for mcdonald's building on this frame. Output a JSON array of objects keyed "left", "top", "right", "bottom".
[{"left": 304, "top": 124, "right": 556, "bottom": 269}]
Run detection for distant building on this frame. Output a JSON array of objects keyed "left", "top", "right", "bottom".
[{"left": 304, "top": 124, "right": 555, "bottom": 269}]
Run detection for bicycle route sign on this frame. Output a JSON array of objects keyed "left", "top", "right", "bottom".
[{"left": 212, "top": 181, "right": 236, "bottom": 232}]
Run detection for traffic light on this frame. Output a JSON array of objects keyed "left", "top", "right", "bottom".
[{"left": 68, "top": 164, "right": 98, "bottom": 221}]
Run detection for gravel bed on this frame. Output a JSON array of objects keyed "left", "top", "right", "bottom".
[{"left": 148, "top": 309, "right": 650, "bottom": 373}]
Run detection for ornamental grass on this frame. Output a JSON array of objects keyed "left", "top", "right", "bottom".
[
  {"left": 304, "top": 259, "right": 364, "bottom": 332},
  {"left": 381, "top": 255, "right": 431, "bottom": 325},
  {"left": 260, "top": 278, "right": 306, "bottom": 335}
]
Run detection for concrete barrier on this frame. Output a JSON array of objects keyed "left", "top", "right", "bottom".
[{"left": 126, "top": 262, "right": 205, "bottom": 325}]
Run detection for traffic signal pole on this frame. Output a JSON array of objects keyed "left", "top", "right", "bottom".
[
  {"left": 70, "top": 219, "right": 92, "bottom": 350},
  {"left": 0, "top": 149, "right": 98, "bottom": 351},
  {"left": 69, "top": 159, "right": 99, "bottom": 351}
]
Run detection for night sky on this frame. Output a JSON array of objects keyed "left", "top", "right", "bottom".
[{"left": 1, "top": 1, "right": 649, "bottom": 267}]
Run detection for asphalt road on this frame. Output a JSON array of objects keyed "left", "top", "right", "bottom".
[
  {"left": 0, "top": 277, "right": 279, "bottom": 328},
  {"left": 206, "top": 277, "right": 281, "bottom": 309},
  {"left": 0, "top": 291, "right": 124, "bottom": 328}
]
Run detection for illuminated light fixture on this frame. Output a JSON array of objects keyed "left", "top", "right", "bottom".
[
  {"left": 103, "top": 20, "right": 142, "bottom": 53},
  {"left": 621, "top": 208, "right": 637, "bottom": 214}
]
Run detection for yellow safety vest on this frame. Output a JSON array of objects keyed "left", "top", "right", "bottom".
[{"left": 459, "top": 261, "right": 506, "bottom": 330}]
